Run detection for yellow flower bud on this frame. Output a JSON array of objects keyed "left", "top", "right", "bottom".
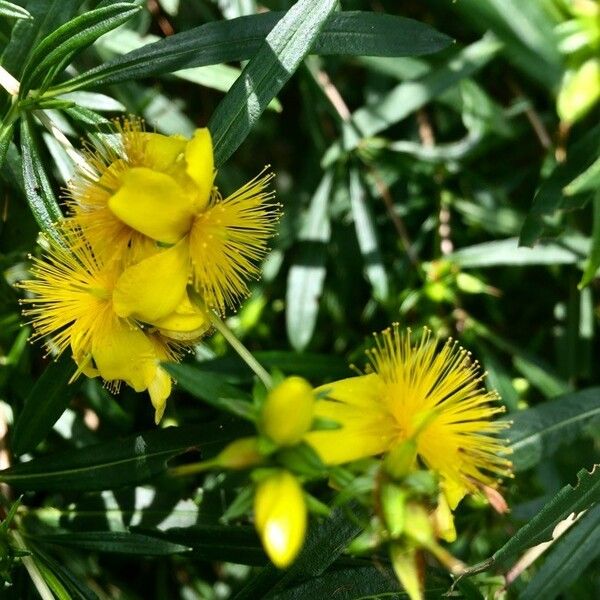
[
  {"left": 389, "top": 544, "right": 423, "bottom": 600},
  {"left": 432, "top": 493, "right": 457, "bottom": 543},
  {"left": 261, "top": 377, "right": 314, "bottom": 446},
  {"left": 214, "top": 437, "right": 263, "bottom": 470},
  {"left": 403, "top": 503, "right": 434, "bottom": 547},
  {"left": 254, "top": 471, "right": 307, "bottom": 568}
]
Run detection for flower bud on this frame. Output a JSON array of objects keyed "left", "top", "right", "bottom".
[
  {"left": 261, "top": 377, "right": 314, "bottom": 446},
  {"left": 432, "top": 493, "right": 456, "bottom": 543},
  {"left": 380, "top": 482, "right": 407, "bottom": 538},
  {"left": 254, "top": 470, "right": 307, "bottom": 568},
  {"left": 214, "top": 437, "right": 263, "bottom": 470},
  {"left": 383, "top": 439, "right": 417, "bottom": 480},
  {"left": 389, "top": 544, "right": 423, "bottom": 600},
  {"left": 403, "top": 503, "right": 434, "bottom": 547}
]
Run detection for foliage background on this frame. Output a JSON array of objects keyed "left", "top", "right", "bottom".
[{"left": 0, "top": 0, "right": 599, "bottom": 598}]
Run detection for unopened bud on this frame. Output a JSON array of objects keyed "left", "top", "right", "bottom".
[
  {"left": 432, "top": 493, "right": 456, "bottom": 543},
  {"left": 389, "top": 544, "right": 423, "bottom": 600},
  {"left": 380, "top": 482, "right": 407, "bottom": 538},
  {"left": 254, "top": 471, "right": 307, "bottom": 568},
  {"left": 261, "top": 377, "right": 314, "bottom": 446},
  {"left": 214, "top": 437, "right": 263, "bottom": 469},
  {"left": 403, "top": 503, "right": 434, "bottom": 547},
  {"left": 384, "top": 439, "right": 417, "bottom": 480}
]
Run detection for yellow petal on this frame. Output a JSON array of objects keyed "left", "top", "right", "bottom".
[
  {"left": 108, "top": 167, "right": 194, "bottom": 243},
  {"left": 148, "top": 366, "right": 172, "bottom": 424},
  {"left": 184, "top": 128, "right": 214, "bottom": 207},
  {"left": 441, "top": 477, "right": 467, "bottom": 511},
  {"left": 91, "top": 315, "right": 156, "bottom": 391},
  {"left": 152, "top": 293, "right": 211, "bottom": 341},
  {"left": 433, "top": 493, "right": 457, "bottom": 543},
  {"left": 254, "top": 471, "right": 306, "bottom": 568},
  {"left": 314, "top": 374, "right": 382, "bottom": 407},
  {"left": 112, "top": 239, "right": 190, "bottom": 323},
  {"left": 142, "top": 132, "right": 187, "bottom": 172}
]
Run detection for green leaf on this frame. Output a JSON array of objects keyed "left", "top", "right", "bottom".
[
  {"left": 0, "top": 420, "right": 240, "bottom": 491},
  {"left": 163, "top": 363, "right": 255, "bottom": 420},
  {"left": 329, "top": 34, "right": 501, "bottom": 156},
  {"left": 270, "top": 566, "right": 450, "bottom": 599},
  {"left": 48, "top": 11, "right": 452, "bottom": 95},
  {"left": 140, "top": 525, "right": 266, "bottom": 565},
  {"left": 0, "top": 0, "right": 82, "bottom": 78},
  {"left": 286, "top": 171, "right": 333, "bottom": 351},
  {"left": 20, "top": 3, "right": 140, "bottom": 93},
  {"left": 448, "top": 236, "right": 588, "bottom": 268},
  {"left": 349, "top": 167, "right": 388, "bottom": 301},
  {"left": 20, "top": 115, "right": 63, "bottom": 240},
  {"left": 12, "top": 354, "right": 78, "bottom": 456},
  {"left": 34, "top": 531, "right": 191, "bottom": 555},
  {"left": 469, "top": 465, "right": 600, "bottom": 571},
  {"left": 565, "top": 155, "right": 600, "bottom": 197},
  {"left": 520, "top": 504, "right": 600, "bottom": 600},
  {"left": 0, "top": 1, "right": 32, "bottom": 20},
  {"left": 0, "top": 120, "right": 14, "bottom": 169},
  {"left": 231, "top": 506, "right": 363, "bottom": 600},
  {"left": 451, "top": 0, "right": 563, "bottom": 90},
  {"left": 508, "top": 388, "right": 600, "bottom": 472},
  {"left": 209, "top": 0, "right": 337, "bottom": 166},
  {"left": 191, "top": 351, "right": 351, "bottom": 382},
  {"left": 520, "top": 123, "right": 600, "bottom": 247},
  {"left": 579, "top": 192, "right": 600, "bottom": 288}
]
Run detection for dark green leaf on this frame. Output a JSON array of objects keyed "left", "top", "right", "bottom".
[
  {"left": 0, "top": 0, "right": 82, "bottom": 78},
  {"left": 468, "top": 465, "right": 600, "bottom": 571},
  {"left": 520, "top": 123, "right": 600, "bottom": 247},
  {"left": 142, "top": 525, "right": 266, "bottom": 565},
  {"left": 12, "top": 354, "right": 78, "bottom": 456},
  {"left": 286, "top": 172, "right": 332, "bottom": 351},
  {"left": 508, "top": 387, "right": 600, "bottom": 472},
  {"left": 520, "top": 504, "right": 600, "bottom": 600},
  {"left": 579, "top": 192, "right": 600, "bottom": 288},
  {"left": 191, "top": 351, "right": 351, "bottom": 383},
  {"left": 20, "top": 115, "right": 63, "bottom": 240},
  {"left": 232, "top": 506, "right": 363, "bottom": 599},
  {"left": 20, "top": 3, "right": 140, "bottom": 93},
  {"left": 35, "top": 531, "right": 190, "bottom": 555},
  {"left": 0, "top": 1, "right": 32, "bottom": 19},
  {"left": 0, "top": 420, "right": 240, "bottom": 491},
  {"left": 209, "top": 0, "right": 337, "bottom": 166},
  {"left": 48, "top": 12, "right": 451, "bottom": 95}
]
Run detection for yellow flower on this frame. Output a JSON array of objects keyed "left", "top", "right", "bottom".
[
  {"left": 305, "top": 325, "right": 512, "bottom": 509},
  {"left": 68, "top": 119, "right": 279, "bottom": 320},
  {"left": 254, "top": 470, "right": 307, "bottom": 568},
  {"left": 260, "top": 376, "right": 315, "bottom": 446},
  {"left": 19, "top": 229, "right": 180, "bottom": 423}
]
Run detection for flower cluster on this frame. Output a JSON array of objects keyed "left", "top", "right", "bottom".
[
  {"left": 20, "top": 120, "right": 278, "bottom": 421},
  {"left": 20, "top": 118, "right": 512, "bottom": 596}
]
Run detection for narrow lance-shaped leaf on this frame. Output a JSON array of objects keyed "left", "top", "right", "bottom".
[
  {"left": 465, "top": 465, "right": 600, "bottom": 573},
  {"left": 520, "top": 123, "right": 600, "bottom": 247},
  {"left": 0, "top": 420, "right": 244, "bottom": 491},
  {"left": 20, "top": 116, "right": 63, "bottom": 241},
  {"left": 0, "top": 1, "right": 32, "bottom": 19},
  {"left": 47, "top": 12, "right": 452, "bottom": 95},
  {"left": 579, "top": 191, "right": 600, "bottom": 289},
  {"left": 232, "top": 505, "right": 364, "bottom": 600},
  {"left": 349, "top": 167, "right": 389, "bottom": 301},
  {"left": 507, "top": 387, "right": 600, "bottom": 472},
  {"left": 519, "top": 504, "right": 600, "bottom": 600},
  {"left": 12, "top": 354, "right": 78, "bottom": 456},
  {"left": 209, "top": 0, "right": 338, "bottom": 166},
  {"left": 20, "top": 3, "right": 141, "bottom": 93},
  {"left": 286, "top": 171, "right": 333, "bottom": 352}
]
